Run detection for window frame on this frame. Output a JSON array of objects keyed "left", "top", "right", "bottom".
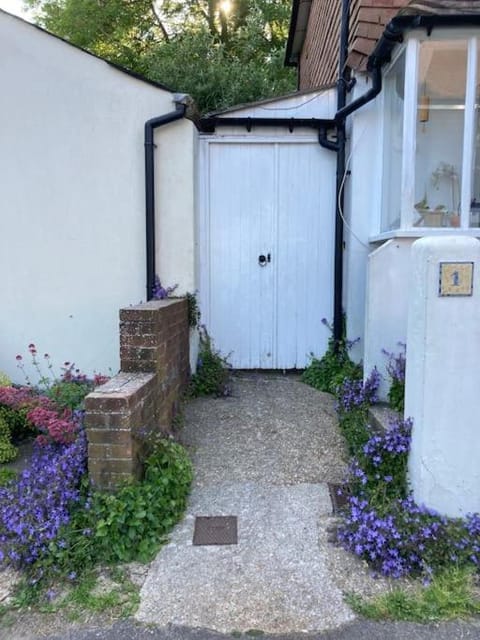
[{"left": 373, "top": 28, "right": 480, "bottom": 241}]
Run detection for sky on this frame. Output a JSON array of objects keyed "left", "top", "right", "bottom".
[{"left": 0, "top": 0, "right": 33, "bottom": 20}]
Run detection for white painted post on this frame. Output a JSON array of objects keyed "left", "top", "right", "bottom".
[{"left": 406, "top": 236, "right": 480, "bottom": 518}]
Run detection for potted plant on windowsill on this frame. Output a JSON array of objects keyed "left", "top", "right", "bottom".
[
  {"left": 414, "top": 162, "right": 460, "bottom": 227},
  {"left": 431, "top": 162, "right": 460, "bottom": 227}
]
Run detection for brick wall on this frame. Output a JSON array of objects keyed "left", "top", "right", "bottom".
[{"left": 84, "top": 299, "right": 189, "bottom": 490}]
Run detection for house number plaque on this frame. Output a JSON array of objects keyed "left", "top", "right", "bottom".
[{"left": 439, "top": 262, "right": 474, "bottom": 296}]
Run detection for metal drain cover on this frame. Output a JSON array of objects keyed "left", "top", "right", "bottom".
[
  {"left": 193, "top": 516, "right": 238, "bottom": 546},
  {"left": 328, "top": 483, "right": 349, "bottom": 514}
]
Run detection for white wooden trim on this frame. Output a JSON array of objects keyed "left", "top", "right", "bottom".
[
  {"left": 407, "top": 27, "right": 480, "bottom": 44},
  {"left": 375, "top": 83, "right": 387, "bottom": 236},
  {"left": 401, "top": 38, "right": 419, "bottom": 228},
  {"left": 197, "top": 139, "right": 211, "bottom": 328},
  {"left": 370, "top": 228, "right": 480, "bottom": 243},
  {"left": 461, "top": 37, "right": 477, "bottom": 228}
]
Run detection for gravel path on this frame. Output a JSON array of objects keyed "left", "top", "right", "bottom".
[
  {"left": 1, "top": 373, "right": 412, "bottom": 638},
  {"left": 136, "top": 373, "right": 393, "bottom": 633}
]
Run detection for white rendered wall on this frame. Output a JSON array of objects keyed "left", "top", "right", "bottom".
[
  {"left": 406, "top": 236, "right": 480, "bottom": 517},
  {"left": 0, "top": 11, "right": 195, "bottom": 383},
  {"left": 343, "top": 75, "right": 383, "bottom": 363},
  {"left": 364, "top": 239, "right": 412, "bottom": 399},
  {"left": 156, "top": 119, "right": 197, "bottom": 295}
]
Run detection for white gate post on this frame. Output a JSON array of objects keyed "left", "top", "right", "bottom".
[{"left": 406, "top": 236, "right": 480, "bottom": 518}]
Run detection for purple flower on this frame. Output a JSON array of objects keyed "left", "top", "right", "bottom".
[
  {"left": 0, "top": 430, "right": 87, "bottom": 569},
  {"left": 152, "top": 276, "right": 178, "bottom": 300}
]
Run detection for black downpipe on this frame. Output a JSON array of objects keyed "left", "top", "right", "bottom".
[
  {"left": 335, "top": 66, "right": 382, "bottom": 124},
  {"left": 332, "top": 0, "right": 350, "bottom": 350},
  {"left": 145, "top": 105, "right": 186, "bottom": 301}
]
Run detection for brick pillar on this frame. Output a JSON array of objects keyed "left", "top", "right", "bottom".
[{"left": 85, "top": 298, "right": 189, "bottom": 490}]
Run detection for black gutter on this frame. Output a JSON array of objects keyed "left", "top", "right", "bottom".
[
  {"left": 145, "top": 104, "right": 186, "bottom": 301},
  {"left": 369, "top": 14, "right": 480, "bottom": 71},
  {"left": 200, "top": 115, "right": 335, "bottom": 133}
]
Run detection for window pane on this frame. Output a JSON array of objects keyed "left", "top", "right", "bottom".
[
  {"left": 414, "top": 40, "right": 467, "bottom": 228},
  {"left": 381, "top": 52, "right": 405, "bottom": 232},
  {"left": 470, "top": 43, "right": 480, "bottom": 227}
]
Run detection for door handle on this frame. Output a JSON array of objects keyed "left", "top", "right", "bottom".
[{"left": 258, "top": 253, "right": 271, "bottom": 266}]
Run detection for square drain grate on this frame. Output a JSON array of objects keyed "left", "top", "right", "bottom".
[
  {"left": 328, "top": 483, "right": 349, "bottom": 514},
  {"left": 193, "top": 516, "right": 238, "bottom": 546}
]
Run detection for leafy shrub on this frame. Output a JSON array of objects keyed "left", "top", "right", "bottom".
[
  {"left": 186, "top": 292, "right": 200, "bottom": 329},
  {"left": 190, "top": 328, "right": 231, "bottom": 397},
  {"left": 0, "top": 386, "right": 80, "bottom": 446},
  {"left": 382, "top": 343, "right": 406, "bottom": 413},
  {"left": 0, "top": 415, "right": 18, "bottom": 464},
  {"left": 0, "top": 468, "right": 16, "bottom": 487},
  {"left": 336, "top": 368, "right": 381, "bottom": 456},
  {"left": 0, "top": 372, "right": 11, "bottom": 387},
  {"left": 302, "top": 318, "right": 362, "bottom": 394},
  {"left": 46, "top": 381, "right": 94, "bottom": 411},
  {"left": 90, "top": 439, "right": 192, "bottom": 563},
  {"left": 0, "top": 404, "right": 32, "bottom": 443},
  {"left": 41, "top": 439, "right": 193, "bottom": 579}
]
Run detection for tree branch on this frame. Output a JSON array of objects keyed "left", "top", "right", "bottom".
[{"left": 151, "top": 1, "right": 170, "bottom": 41}]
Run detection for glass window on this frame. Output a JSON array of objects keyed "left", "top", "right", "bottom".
[
  {"left": 381, "top": 52, "right": 405, "bottom": 232},
  {"left": 413, "top": 40, "right": 467, "bottom": 228}
]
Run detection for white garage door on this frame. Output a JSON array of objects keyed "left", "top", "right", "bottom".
[{"left": 199, "top": 137, "right": 335, "bottom": 369}]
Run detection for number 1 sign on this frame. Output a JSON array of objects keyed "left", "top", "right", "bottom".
[{"left": 439, "top": 262, "right": 474, "bottom": 296}]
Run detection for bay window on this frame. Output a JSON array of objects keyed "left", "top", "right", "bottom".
[{"left": 381, "top": 31, "right": 480, "bottom": 232}]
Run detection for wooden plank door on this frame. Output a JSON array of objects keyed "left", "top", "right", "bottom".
[{"left": 200, "top": 138, "right": 334, "bottom": 369}]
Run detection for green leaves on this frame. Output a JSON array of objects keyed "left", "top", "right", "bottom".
[
  {"left": 302, "top": 317, "right": 362, "bottom": 395},
  {"left": 47, "top": 438, "right": 193, "bottom": 575},
  {"left": 190, "top": 328, "right": 231, "bottom": 397},
  {"left": 26, "top": 0, "right": 296, "bottom": 113}
]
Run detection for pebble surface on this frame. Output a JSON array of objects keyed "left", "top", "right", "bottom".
[{"left": 137, "top": 374, "right": 394, "bottom": 633}]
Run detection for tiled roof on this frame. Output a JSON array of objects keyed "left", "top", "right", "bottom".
[
  {"left": 400, "top": 0, "right": 480, "bottom": 15},
  {"left": 347, "top": 1, "right": 405, "bottom": 71},
  {"left": 349, "top": 0, "right": 480, "bottom": 70}
]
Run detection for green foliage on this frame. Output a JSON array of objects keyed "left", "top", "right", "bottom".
[
  {"left": 347, "top": 567, "right": 480, "bottom": 623},
  {"left": 383, "top": 344, "right": 406, "bottom": 413},
  {"left": 0, "top": 405, "right": 32, "bottom": 443},
  {"left": 0, "top": 372, "right": 11, "bottom": 387},
  {"left": 0, "top": 468, "right": 17, "bottom": 487},
  {"left": 0, "top": 415, "right": 17, "bottom": 464},
  {"left": 186, "top": 292, "right": 201, "bottom": 329},
  {"left": 144, "top": 27, "right": 295, "bottom": 114},
  {"left": 46, "top": 381, "right": 92, "bottom": 411},
  {"left": 338, "top": 408, "right": 371, "bottom": 458},
  {"left": 190, "top": 329, "right": 231, "bottom": 397},
  {"left": 26, "top": 0, "right": 296, "bottom": 113},
  {"left": 39, "top": 439, "right": 193, "bottom": 579},
  {"left": 388, "top": 380, "right": 405, "bottom": 413},
  {"left": 302, "top": 352, "right": 362, "bottom": 395},
  {"left": 7, "top": 567, "right": 139, "bottom": 621},
  {"left": 302, "top": 319, "right": 362, "bottom": 395}
]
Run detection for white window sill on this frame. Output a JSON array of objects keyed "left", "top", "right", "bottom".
[{"left": 369, "top": 228, "right": 480, "bottom": 243}]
